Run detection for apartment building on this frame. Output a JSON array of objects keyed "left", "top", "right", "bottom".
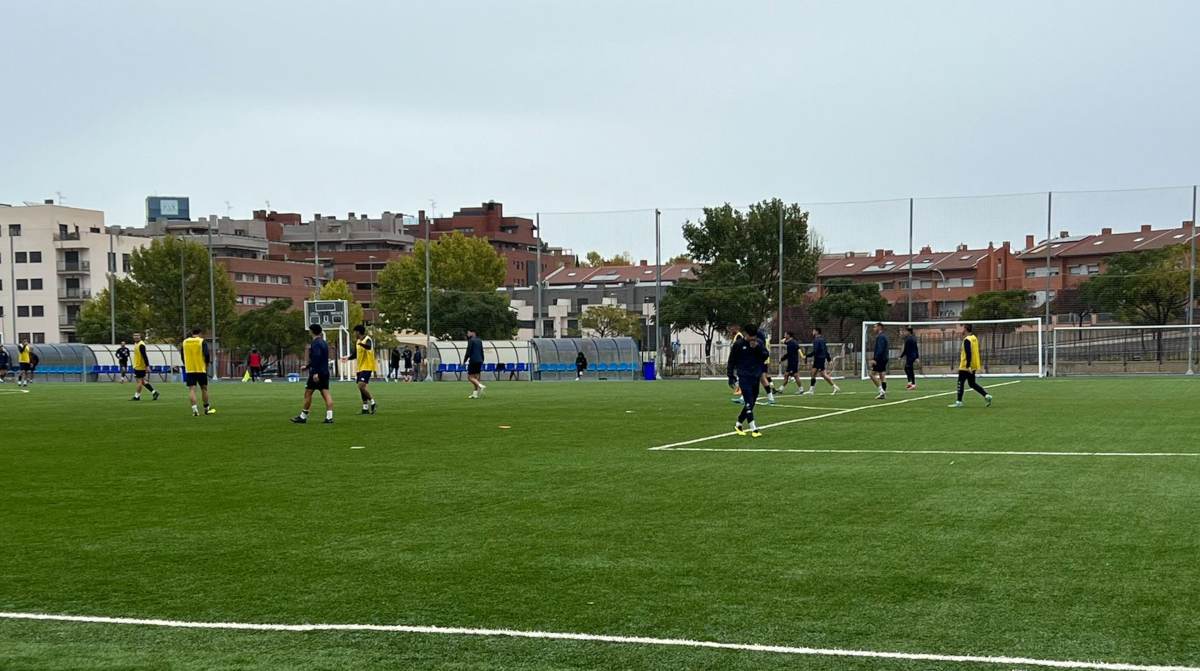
[
  {"left": 1015, "top": 221, "right": 1198, "bottom": 306},
  {"left": 818, "top": 242, "right": 1021, "bottom": 319},
  {"left": 0, "top": 201, "right": 146, "bottom": 344}
]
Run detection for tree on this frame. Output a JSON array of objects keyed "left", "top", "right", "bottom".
[
  {"left": 807, "top": 279, "right": 889, "bottom": 342},
  {"left": 428, "top": 291, "right": 518, "bottom": 340},
  {"left": 74, "top": 278, "right": 153, "bottom": 344},
  {"left": 1080, "top": 246, "right": 1198, "bottom": 362},
  {"left": 659, "top": 278, "right": 748, "bottom": 359},
  {"left": 314, "top": 279, "right": 365, "bottom": 329},
  {"left": 585, "top": 250, "right": 632, "bottom": 267},
  {"left": 667, "top": 254, "right": 692, "bottom": 265},
  {"left": 1053, "top": 287, "right": 1100, "bottom": 328},
  {"left": 375, "top": 232, "right": 506, "bottom": 333},
  {"left": 129, "top": 236, "right": 237, "bottom": 342},
  {"left": 682, "top": 199, "right": 821, "bottom": 325},
  {"left": 226, "top": 299, "right": 309, "bottom": 365},
  {"left": 580, "top": 304, "right": 641, "bottom": 338}
]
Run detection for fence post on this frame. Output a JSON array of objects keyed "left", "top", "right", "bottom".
[{"left": 1187, "top": 185, "right": 1197, "bottom": 375}]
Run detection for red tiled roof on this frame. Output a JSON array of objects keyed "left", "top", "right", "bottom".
[
  {"left": 1016, "top": 224, "right": 1198, "bottom": 260},
  {"left": 544, "top": 263, "right": 700, "bottom": 285}
]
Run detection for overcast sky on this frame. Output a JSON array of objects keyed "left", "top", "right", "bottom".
[{"left": 2, "top": 0, "right": 1198, "bottom": 258}]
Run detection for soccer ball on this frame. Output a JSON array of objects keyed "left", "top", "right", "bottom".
[{"left": 264, "top": 379, "right": 273, "bottom": 383}]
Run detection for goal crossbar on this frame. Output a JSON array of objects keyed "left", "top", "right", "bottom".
[{"left": 860, "top": 319, "right": 1044, "bottom": 379}]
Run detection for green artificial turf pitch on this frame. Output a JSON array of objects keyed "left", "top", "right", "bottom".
[{"left": 0, "top": 377, "right": 1197, "bottom": 670}]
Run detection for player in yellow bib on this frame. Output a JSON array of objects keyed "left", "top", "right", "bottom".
[
  {"left": 348, "top": 324, "right": 377, "bottom": 415},
  {"left": 130, "top": 333, "right": 159, "bottom": 401},
  {"left": 16, "top": 340, "right": 33, "bottom": 388},
  {"left": 182, "top": 328, "right": 216, "bottom": 416},
  {"left": 949, "top": 323, "right": 992, "bottom": 408}
]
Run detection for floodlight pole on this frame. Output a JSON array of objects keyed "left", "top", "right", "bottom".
[
  {"left": 1044, "top": 191, "right": 1053, "bottom": 346},
  {"left": 777, "top": 201, "right": 784, "bottom": 347},
  {"left": 907, "top": 197, "right": 914, "bottom": 322},
  {"left": 654, "top": 208, "right": 662, "bottom": 380},
  {"left": 180, "top": 243, "right": 187, "bottom": 337},
  {"left": 207, "top": 217, "right": 218, "bottom": 378},
  {"left": 535, "top": 212, "right": 543, "bottom": 339},
  {"left": 1188, "top": 184, "right": 1197, "bottom": 375},
  {"left": 424, "top": 212, "right": 433, "bottom": 382},
  {"left": 109, "top": 230, "right": 116, "bottom": 344}
]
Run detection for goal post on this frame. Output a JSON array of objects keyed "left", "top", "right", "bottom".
[
  {"left": 859, "top": 318, "right": 1044, "bottom": 380},
  {"left": 1051, "top": 324, "right": 1200, "bottom": 376}
]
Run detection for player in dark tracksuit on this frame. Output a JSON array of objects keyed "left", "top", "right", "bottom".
[
  {"left": 806, "top": 327, "right": 840, "bottom": 394},
  {"left": 901, "top": 326, "right": 919, "bottom": 389},
  {"left": 731, "top": 325, "right": 770, "bottom": 438},
  {"left": 870, "top": 322, "right": 889, "bottom": 400}
]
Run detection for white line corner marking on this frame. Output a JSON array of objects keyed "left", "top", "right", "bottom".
[{"left": 0, "top": 612, "right": 1194, "bottom": 671}]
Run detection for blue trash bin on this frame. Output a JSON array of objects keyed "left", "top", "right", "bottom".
[{"left": 642, "top": 361, "right": 656, "bottom": 380}]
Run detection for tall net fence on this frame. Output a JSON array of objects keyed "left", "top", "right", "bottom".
[{"left": 1052, "top": 325, "right": 1200, "bottom": 375}]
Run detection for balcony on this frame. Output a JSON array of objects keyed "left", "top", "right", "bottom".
[
  {"left": 59, "top": 314, "right": 79, "bottom": 327},
  {"left": 57, "top": 260, "right": 91, "bottom": 273},
  {"left": 59, "top": 288, "right": 92, "bottom": 301}
]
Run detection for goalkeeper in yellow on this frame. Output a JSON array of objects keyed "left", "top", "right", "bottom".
[
  {"left": 949, "top": 323, "right": 992, "bottom": 409},
  {"left": 348, "top": 324, "right": 378, "bottom": 415}
]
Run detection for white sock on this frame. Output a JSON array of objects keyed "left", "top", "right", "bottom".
[
  {"left": 134, "top": 393, "right": 140, "bottom": 399},
  {"left": 370, "top": 399, "right": 376, "bottom": 406},
  {"left": 326, "top": 410, "right": 333, "bottom": 420},
  {"left": 362, "top": 403, "right": 369, "bottom": 411},
  {"left": 300, "top": 410, "right": 308, "bottom": 419},
  {"left": 191, "top": 404, "right": 198, "bottom": 413},
  {"left": 750, "top": 421, "right": 758, "bottom": 430}
]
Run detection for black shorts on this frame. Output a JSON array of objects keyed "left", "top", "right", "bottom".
[
  {"left": 19, "top": 363, "right": 32, "bottom": 371},
  {"left": 786, "top": 363, "right": 799, "bottom": 375},
  {"left": 306, "top": 372, "right": 330, "bottom": 391},
  {"left": 811, "top": 359, "right": 827, "bottom": 372},
  {"left": 355, "top": 371, "right": 372, "bottom": 384},
  {"left": 185, "top": 372, "right": 209, "bottom": 387},
  {"left": 871, "top": 360, "right": 889, "bottom": 374},
  {"left": 118, "top": 363, "right": 129, "bottom": 373},
  {"left": 467, "top": 361, "right": 482, "bottom": 376},
  {"left": 134, "top": 369, "right": 147, "bottom": 380}
]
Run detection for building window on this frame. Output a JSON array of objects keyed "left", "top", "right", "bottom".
[
  {"left": 122, "top": 254, "right": 132, "bottom": 273},
  {"left": 30, "top": 251, "right": 41, "bottom": 263},
  {"left": 15, "top": 252, "right": 27, "bottom": 263},
  {"left": 18, "top": 332, "right": 29, "bottom": 342},
  {"left": 355, "top": 283, "right": 373, "bottom": 291},
  {"left": 8, "top": 224, "right": 21, "bottom": 236},
  {"left": 16, "top": 279, "right": 27, "bottom": 290},
  {"left": 32, "top": 332, "right": 45, "bottom": 344},
  {"left": 32, "top": 306, "right": 44, "bottom": 317}
]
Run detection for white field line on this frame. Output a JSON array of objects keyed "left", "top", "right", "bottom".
[
  {"left": 649, "top": 381, "right": 1023, "bottom": 451},
  {"left": 663, "top": 447, "right": 1200, "bottom": 457},
  {"left": 0, "top": 612, "right": 1195, "bottom": 671}
]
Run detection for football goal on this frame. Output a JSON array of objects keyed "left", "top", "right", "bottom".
[
  {"left": 1051, "top": 324, "right": 1200, "bottom": 376},
  {"left": 859, "top": 318, "right": 1044, "bottom": 379}
]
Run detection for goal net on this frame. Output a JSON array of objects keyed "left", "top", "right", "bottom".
[
  {"left": 859, "top": 318, "right": 1044, "bottom": 379},
  {"left": 1052, "top": 325, "right": 1200, "bottom": 376}
]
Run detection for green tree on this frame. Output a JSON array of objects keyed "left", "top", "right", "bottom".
[
  {"left": 226, "top": 299, "right": 309, "bottom": 365},
  {"left": 961, "top": 289, "right": 1033, "bottom": 354},
  {"left": 666, "top": 254, "right": 692, "bottom": 265},
  {"left": 374, "top": 232, "right": 506, "bottom": 333},
  {"left": 659, "top": 278, "right": 748, "bottom": 359},
  {"left": 129, "top": 236, "right": 237, "bottom": 342},
  {"left": 581, "top": 304, "right": 641, "bottom": 338},
  {"left": 682, "top": 199, "right": 821, "bottom": 324},
  {"left": 808, "top": 279, "right": 889, "bottom": 342},
  {"left": 314, "top": 278, "right": 365, "bottom": 329},
  {"left": 1080, "top": 246, "right": 1198, "bottom": 362},
  {"left": 428, "top": 291, "right": 518, "bottom": 340},
  {"left": 585, "top": 250, "right": 632, "bottom": 267},
  {"left": 74, "top": 278, "right": 153, "bottom": 344}
]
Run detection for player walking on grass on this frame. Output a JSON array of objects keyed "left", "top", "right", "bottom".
[
  {"left": 348, "top": 324, "right": 377, "bottom": 415},
  {"left": 778, "top": 331, "right": 805, "bottom": 394},
  {"left": 806, "top": 327, "right": 840, "bottom": 394},
  {"left": 115, "top": 342, "right": 131, "bottom": 382},
  {"left": 292, "top": 324, "right": 334, "bottom": 424},
  {"left": 465, "top": 328, "right": 487, "bottom": 399},
  {"left": 0, "top": 344, "right": 9, "bottom": 382},
  {"left": 182, "top": 328, "right": 215, "bottom": 416},
  {"left": 726, "top": 325, "right": 744, "bottom": 404},
  {"left": 870, "top": 322, "right": 889, "bottom": 400},
  {"left": 949, "top": 323, "right": 992, "bottom": 408},
  {"left": 129, "top": 333, "right": 159, "bottom": 401},
  {"left": 575, "top": 350, "right": 587, "bottom": 380},
  {"left": 901, "top": 326, "right": 919, "bottom": 390},
  {"left": 16, "top": 340, "right": 33, "bottom": 388},
  {"left": 732, "top": 324, "right": 769, "bottom": 438},
  {"left": 758, "top": 328, "right": 777, "bottom": 405}
]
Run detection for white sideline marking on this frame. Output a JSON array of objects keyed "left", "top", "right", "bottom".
[
  {"left": 767, "top": 404, "right": 835, "bottom": 411},
  {"left": 350, "top": 446, "right": 366, "bottom": 450},
  {"left": 663, "top": 448, "right": 1200, "bottom": 458},
  {"left": 0, "top": 612, "right": 1194, "bottom": 671},
  {"left": 650, "top": 381, "right": 1023, "bottom": 451}
]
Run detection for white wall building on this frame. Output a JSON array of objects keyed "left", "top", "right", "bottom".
[{"left": 0, "top": 201, "right": 147, "bottom": 344}]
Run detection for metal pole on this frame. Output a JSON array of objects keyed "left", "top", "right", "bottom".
[
  {"left": 369, "top": 255, "right": 377, "bottom": 323},
  {"left": 313, "top": 216, "right": 321, "bottom": 292},
  {"left": 109, "top": 231, "right": 116, "bottom": 344},
  {"left": 777, "top": 201, "right": 784, "bottom": 346},
  {"left": 535, "top": 212, "right": 542, "bottom": 339},
  {"left": 1188, "top": 184, "right": 1197, "bottom": 375},
  {"left": 654, "top": 209, "right": 662, "bottom": 379},
  {"left": 207, "top": 217, "right": 217, "bottom": 378},
  {"left": 1045, "top": 191, "right": 1053, "bottom": 330},
  {"left": 9, "top": 233, "right": 16, "bottom": 343},
  {"left": 907, "top": 197, "right": 914, "bottom": 322},
  {"left": 180, "top": 243, "right": 187, "bottom": 337},
  {"left": 424, "top": 213, "right": 432, "bottom": 381}
]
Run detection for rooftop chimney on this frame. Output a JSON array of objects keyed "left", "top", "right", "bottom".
[
  {"left": 314, "top": 213, "right": 321, "bottom": 220},
  {"left": 1059, "top": 230, "right": 1069, "bottom": 238},
  {"left": 347, "top": 212, "right": 355, "bottom": 220},
  {"left": 920, "top": 245, "right": 933, "bottom": 254},
  {"left": 1025, "top": 234, "right": 1035, "bottom": 249},
  {"left": 1141, "top": 224, "right": 1152, "bottom": 233},
  {"left": 874, "top": 248, "right": 886, "bottom": 259},
  {"left": 1101, "top": 227, "right": 1113, "bottom": 235},
  {"left": 639, "top": 259, "right": 648, "bottom": 267},
  {"left": 1184, "top": 220, "right": 1195, "bottom": 229},
  {"left": 956, "top": 243, "right": 968, "bottom": 252}
]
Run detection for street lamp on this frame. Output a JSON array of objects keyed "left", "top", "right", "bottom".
[{"left": 930, "top": 269, "right": 946, "bottom": 319}]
